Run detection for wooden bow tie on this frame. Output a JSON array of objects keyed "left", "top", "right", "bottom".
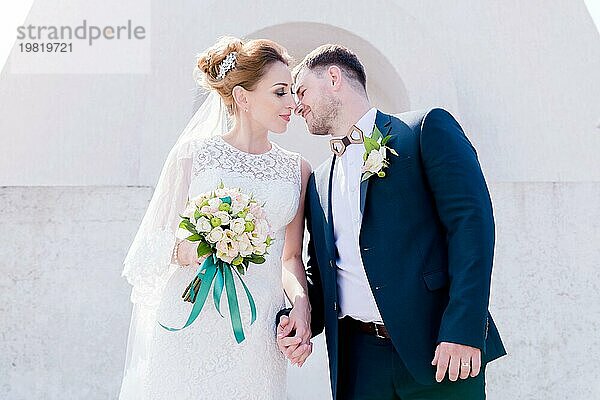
[{"left": 330, "top": 125, "right": 365, "bottom": 156}]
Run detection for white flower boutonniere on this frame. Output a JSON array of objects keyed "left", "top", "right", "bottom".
[{"left": 361, "top": 126, "right": 398, "bottom": 182}]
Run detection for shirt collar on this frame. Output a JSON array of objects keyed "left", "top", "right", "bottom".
[{"left": 354, "top": 107, "right": 378, "bottom": 139}]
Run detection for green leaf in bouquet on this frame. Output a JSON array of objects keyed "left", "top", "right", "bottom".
[
  {"left": 235, "top": 264, "right": 246, "bottom": 275},
  {"left": 179, "top": 219, "right": 197, "bottom": 233},
  {"left": 232, "top": 255, "right": 244, "bottom": 266},
  {"left": 265, "top": 235, "right": 273, "bottom": 246},
  {"left": 249, "top": 254, "right": 266, "bottom": 264},
  {"left": 194, "top": 209, "right": 201, "bottom": 220},
  {"left": 218, "top": 202, "right": 231, "bottom": 212},
  {"left": 217, "top": 181, "right": 224, "bottom": 189},
  {"left": 197, "top": 241, "right": 212, "bottom": 258},
  {"left": 186, "top": 233, "right": 202, "bottom": 241}
]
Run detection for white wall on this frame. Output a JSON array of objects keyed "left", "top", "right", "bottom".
[
  {"left": 1, "top": 1, "right": 599, "bottom": 399},
  {"left": 2, "top": 0, "right": 598, "bottom": 186},
  {"left": 3, "top": 182, "right": 598, "bottom": 400}
]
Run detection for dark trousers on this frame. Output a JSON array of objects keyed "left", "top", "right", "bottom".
[{"left": 337, "top": 317, "right": 486, "bottom": 400}]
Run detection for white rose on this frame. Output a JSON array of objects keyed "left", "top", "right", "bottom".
[
  {"left": 249, "top": 203, "right": 262, "bottom": 216},
  {"left": 214, "top": 211, "right": 231, "bottom": 225},
  {"left": 255, "top": 219, "right": 269, "bottom": 236},
  {"left": 216, "top": 250, "right": 234, "bottom": 264},
  {"left": 200, "top": 205, "right": 212, "bottom": 215},
  {"left": 232, "top": 193, "right": 250, "bottom": 214},
  {"left": 252, "top": 234, "right": 267, "bottom": 247},
  {"left": 253, "top": 242, "right": 267, "bottom": 255},
  {"left": 216, "top": 237, "right": 238, "bottom": 263},
  {"left": 362, "top": 148, "right": 385, "bottom": 174},
  {"left": 182, "top": 203, "right": 196, "bottom": 218},
  {"left": 195, "top": 216, "right": 212, "bottom": 233},
  {"left": 230, "top": 218, "right": 246, "bottom": 235},
  {"left": 237, "top": 234, "right": 254, "bottom": 257},
  {"left": 207, "top": 227, "right": 225, "bottom": 243},
  {"left": 239, "top": 193, "right": 250, "bottom": 204},
  {"left": 230, "top": 202, "right": 244, "bottom": 215},
  {"left": 216, "top": 237, "right": 229, "bottom": 251},
  {"left": 194, "top": 195, "right": 208, "bottom": 207},
  {"left": 208, "top": 197, "right": 221, "bottom": 208},
  {"left": 215, "top": 238, "right": 230, "bottom": 259},
  {"left": 228, "top": 240, "right": 239, "bottom": 259}
]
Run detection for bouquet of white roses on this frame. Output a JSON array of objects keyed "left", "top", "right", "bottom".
[{"left": 159, "top": 183, "right": 273, "bottom": 343}]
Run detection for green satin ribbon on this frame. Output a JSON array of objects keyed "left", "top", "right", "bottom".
[{"left": 158, "top": 254, "right": 257, "bottom": 344}]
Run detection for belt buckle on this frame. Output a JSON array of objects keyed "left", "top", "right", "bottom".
[{"left": 373, "top": 323, "right": 386, "bottom": 339}]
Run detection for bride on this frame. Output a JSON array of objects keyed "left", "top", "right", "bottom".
[{"left": 119, "top": 37, "right": 313, "bottom": 399}]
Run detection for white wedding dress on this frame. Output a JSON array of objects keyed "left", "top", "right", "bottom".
[{"left": 122, "top": 135, "right": 302, "bottom": 400}]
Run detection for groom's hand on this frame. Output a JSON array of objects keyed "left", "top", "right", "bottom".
[
  {"left": 431, "top": 342, "right": 481, "bottom": 382},
  {"left": 276, "top": 316, "right": 313, "bottom": 367}
]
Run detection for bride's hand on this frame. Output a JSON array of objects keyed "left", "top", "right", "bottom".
[
  {"left": 175, "top": 240, "right": 201, "bottom": 266},
  {"left": 278, "top": 297, "right": 313, "bottom": 366}
]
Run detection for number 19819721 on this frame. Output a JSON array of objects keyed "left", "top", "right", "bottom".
[{"left": 19, "top": 42, "right": 73, "bottom": 52}]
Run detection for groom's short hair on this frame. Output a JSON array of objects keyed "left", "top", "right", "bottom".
[{"left": 294, "top": 44, "right": 367, "bottom": 92}]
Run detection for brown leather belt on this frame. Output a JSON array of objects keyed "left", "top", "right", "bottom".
[{"left": 344, "top": 317, "right": 391, "bottom": 339}]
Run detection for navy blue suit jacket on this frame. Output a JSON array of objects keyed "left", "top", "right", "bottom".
[{"left": 303, "top": 108, "right": 506, "bottom": 398}]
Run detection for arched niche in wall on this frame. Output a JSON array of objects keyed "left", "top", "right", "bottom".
[{"left": 246, "top": 22, "right": 409, "bottom": 167}]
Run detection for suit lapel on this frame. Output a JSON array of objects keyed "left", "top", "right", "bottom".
[
  {"left": 316, "top": 155, "right": 337, "bottom": 258},
  {"left": 359, "top": 110, "right": 393, "bottom": 216}
]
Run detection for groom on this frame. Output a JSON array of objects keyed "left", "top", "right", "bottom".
[{"left": 276, "top": 44, "right": 506, "bottom": 399}]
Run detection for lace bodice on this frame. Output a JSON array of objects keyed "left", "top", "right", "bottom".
[
  {"left": 126, "top": 135, "right": 302, "bottom": 400},
  {"left": 190, "top": 136, "right": 301, "bottom": 231}
]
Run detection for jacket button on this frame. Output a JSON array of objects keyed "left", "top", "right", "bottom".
[{"left": 333, "top": 302, "right": 337, "bottom": 311}]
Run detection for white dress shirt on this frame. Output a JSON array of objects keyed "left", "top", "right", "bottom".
[{"left": 331, "top": 107, "right": 383, "bottom": 323}]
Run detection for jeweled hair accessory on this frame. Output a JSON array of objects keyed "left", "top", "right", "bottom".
[{"left": 215, "top": 52, "right": 237, "bottom": 81}]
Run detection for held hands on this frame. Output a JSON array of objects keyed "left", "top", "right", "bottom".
[
  {"left": 276, "top": 299, "right": 313, "bottom": 367},
  {"left": 432, "top": 342, "right": 481, "bottom": 382}
]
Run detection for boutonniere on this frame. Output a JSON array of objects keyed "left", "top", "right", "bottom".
[{"left": 361, "top": 126, "right": 398, "bottom": 181}]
